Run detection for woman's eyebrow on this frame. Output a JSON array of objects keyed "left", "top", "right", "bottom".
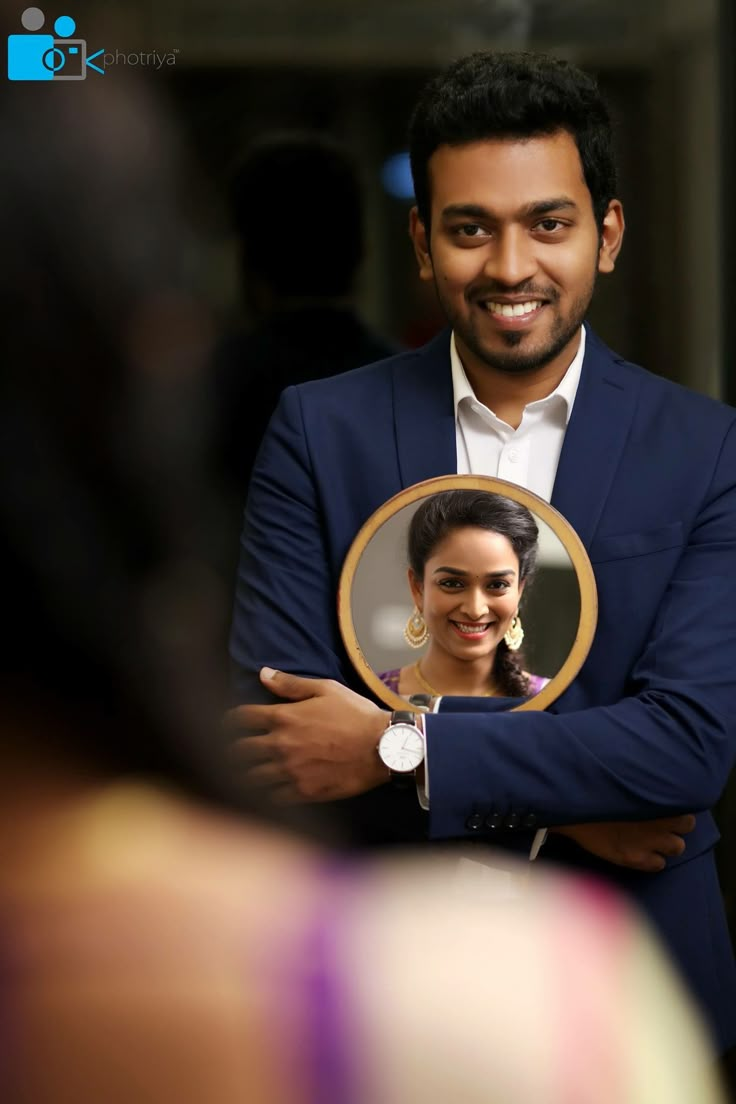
[{"left": 432, "top": 566, "right": 517, "bottom": 577}]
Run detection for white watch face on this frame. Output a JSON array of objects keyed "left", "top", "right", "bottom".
[{"left": 378, "top": 723, "right": 424, "bottom": 772}]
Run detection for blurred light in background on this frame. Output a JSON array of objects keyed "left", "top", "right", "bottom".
[{"left": 381, "top": 152, "right": 414, "bottom": 200}]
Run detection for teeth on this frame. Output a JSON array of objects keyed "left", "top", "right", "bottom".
[
  {"left": 455, "top": 623, "right": 489, "bottom": 633},
  {"left": 487, "top": 300, "right": 541, "bottom": 318}
]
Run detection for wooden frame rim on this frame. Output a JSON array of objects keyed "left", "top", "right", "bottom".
[{"left": 337, "top": 475, "right": 598, "bottom": 713}]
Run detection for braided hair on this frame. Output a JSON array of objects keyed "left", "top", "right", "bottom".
[{"left": 407, "top": 490, "right": 538, "bottom": 697}]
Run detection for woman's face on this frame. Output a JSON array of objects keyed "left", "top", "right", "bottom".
[{"left": 409, "top": 526, "right": 524, "bottom": 663}]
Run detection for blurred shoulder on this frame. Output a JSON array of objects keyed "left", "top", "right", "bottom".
[
  {"left": 3, "top": 781, "right": 318, "bottom": 959},
  {"left": 3, "top": 783, "right": 319, "bottom": 1103}
]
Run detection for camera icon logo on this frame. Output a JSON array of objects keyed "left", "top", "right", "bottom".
[{"left": 8, "top": 7, "right": 103, "bottom": 80}]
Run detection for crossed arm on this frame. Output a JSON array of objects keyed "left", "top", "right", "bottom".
[
  {"left": 229, "top": 668, "right": 696, "bottom": 872},
  {"left": 230, "top": 392, "right": 736, "bottom": 870}
]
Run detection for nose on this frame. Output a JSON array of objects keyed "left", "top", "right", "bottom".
[
  {"left": 460, "top": 588, "right": 491, "bottom": 621},
  {"left": 483, "top": 226, "right": 537, "bottom": 288}
]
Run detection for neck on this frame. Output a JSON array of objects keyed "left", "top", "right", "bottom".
[
  {"left": 418, "top": 647, "right": 497, "bottom": 697},
  {"left": 457, "top": 328, "right": 581, "bottom": 429}
]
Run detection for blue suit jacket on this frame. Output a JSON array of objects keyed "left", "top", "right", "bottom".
[{"left": 232, "top": 327, "right": 736, "bottom": 1050}]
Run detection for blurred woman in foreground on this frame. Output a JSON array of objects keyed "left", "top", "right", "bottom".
[{"left": 0, "top": 76, "right": 724, "bottom": 1104}]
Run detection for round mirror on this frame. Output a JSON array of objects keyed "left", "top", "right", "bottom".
[{"left": 338, "top": 475, "right": 597, "bottom": 713}]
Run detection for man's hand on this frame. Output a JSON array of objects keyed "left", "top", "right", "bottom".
[
  {"left": 552, "top": 815, "right": 696, "bottom": 872},
  {"left": 226, "top": 668, "right": 390, "bottom": 803}
]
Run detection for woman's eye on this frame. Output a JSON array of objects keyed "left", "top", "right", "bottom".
[
  {"left": 438, "top": 578, "right": 464, "bottom": 589},
  {"left": 487, "top": 580, "right": 510, "bottom": 591}
]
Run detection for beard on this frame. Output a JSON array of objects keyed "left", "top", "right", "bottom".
[{"left": 440, "top": 276, "right": 596, "bottom": 376}]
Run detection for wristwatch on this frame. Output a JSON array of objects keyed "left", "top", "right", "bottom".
[{"left": 377, "top": 710, "right": 425, "bottom": 787}]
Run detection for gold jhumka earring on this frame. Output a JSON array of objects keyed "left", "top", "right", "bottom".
[
  {"left": 404, "top": 606, "right": 429, "bottom": 648},
  {"left": 504, "top": 614, "right": 524, "bottom": 652}
]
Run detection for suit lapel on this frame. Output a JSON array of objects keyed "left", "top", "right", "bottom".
[
  {"left": 551, "top": 329, "right": 641, "bottom": 547},
  {"left": 392, "top": 329, "right": 457, "bottom": 487},
  {"left": 388, "top": 326, "right": 640, "bottom": 550}
]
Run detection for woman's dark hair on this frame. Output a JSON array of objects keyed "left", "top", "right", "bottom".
[
  {"left": 0, "top": 79, "right": 267, "bottom": 815},
  {"left": 408, "top": 490, "right": 538, "bottom": 697},
  {"left": 409, "top": 51, "right": 617, "bottom": 231}
]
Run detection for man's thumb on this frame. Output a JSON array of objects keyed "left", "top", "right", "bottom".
[{"left": 260, "top": 667, "right": 320, "bottom": 701}]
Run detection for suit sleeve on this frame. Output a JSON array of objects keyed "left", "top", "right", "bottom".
[
  {"left": 229, "top": 387, "right": 348, "bottom": 701},
  {"left": 426, "top": 418, "right": 736, "bottom": 836}
]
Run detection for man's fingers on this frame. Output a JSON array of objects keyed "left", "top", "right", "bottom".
[
  {"left": 223, "top": 671, "right": 329, "bottom": 736},
  {"left": 242, "top": 760, "right": 290, "bottom": 789},
  {"left": 223, "top": 704, "right": 271, "bottom": 736},
  {"left": 668, "top": 834, "right": 687, "bottom": 858},
  {"left": 260, "top": 667, "right": 324, "bottom": 702},
  {"left": 229, "top": 735, "right": 278, "bottom": 765},
  {"left": 650, "top": 833, "right": 686, "bottom": 859},
  {"left": 652, "top": 814, "right": 696, "bottom": 834},
  {"left": 636, "top": 853, "right": 667, "bottom": 873},
  {"left": 632, "top": 830, "right": 687, "bottom": 867}
]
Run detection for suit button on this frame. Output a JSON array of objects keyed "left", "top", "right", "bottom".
[
  {"left": 484, "top": 812, "right": 503, "bottom": 830},
  {"left": 504, "top": 812, "right": 520, "bottom": 830},
  {"left": 465, "top": 812, "right": 484, "bottom": 831},
  {"left": 522, "top": 813, "right": 538, "bottom": 829}
]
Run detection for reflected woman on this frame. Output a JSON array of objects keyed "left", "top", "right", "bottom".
[{"left": 380, "top": 490, "right": 549, "bottom": 699}]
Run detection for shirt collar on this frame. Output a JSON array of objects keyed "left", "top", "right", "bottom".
[{"left": 451, "top": 324, "right": 586, "bottom": 427}]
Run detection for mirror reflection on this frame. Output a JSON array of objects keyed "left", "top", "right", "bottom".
[{"left": 339, "top": 476, "right": 596, "bottom": 711}]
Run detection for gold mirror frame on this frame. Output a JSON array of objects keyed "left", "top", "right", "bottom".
[{"left": 338, "top": 475, "right": 598, "bottom": 713}]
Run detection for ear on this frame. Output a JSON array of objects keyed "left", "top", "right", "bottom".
[
  {"left": 518, "top": 578, "right": 526, "bottom": 600},
  {"left": 597, "top": 199, "right": 625, "bottom": 274},
  {"left": 409, "top": 207, "right": 434, "bottom": 282},
  {"left": 408, "top": 568, "right": 424, "bottom": 609}
]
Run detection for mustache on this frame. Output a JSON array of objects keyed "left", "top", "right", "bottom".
[{"left": 470, "top": 283, "right": 559, "bottom": 302}]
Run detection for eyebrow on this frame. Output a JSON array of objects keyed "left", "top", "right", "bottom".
[
  {"left": 432, "top": 566, "right": 517, "bottom": 578},
  {"left": 441, "top": 197, "right": 579, "bottom": 222}
]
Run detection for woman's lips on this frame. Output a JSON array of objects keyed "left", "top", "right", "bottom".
[{"left": 450, "top": 620, "right": 493, "bottom": 640}]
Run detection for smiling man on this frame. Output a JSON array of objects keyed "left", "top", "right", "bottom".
[
  {"left": 410, "top": 132, "right": 622, "bottom": 428},
  {"left": 230, "top": 53, "right": 736, "bottom": 1064}
]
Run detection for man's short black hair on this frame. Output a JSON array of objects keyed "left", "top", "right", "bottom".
[
  {"left": 409, "top": 51, "right": 617, "bottom": 230},
  {"left": 231, "top": 133, "right": 363, "bottom": 299}
]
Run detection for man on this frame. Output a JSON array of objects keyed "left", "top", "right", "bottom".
[{"left": 230, "top": 52, "right": 736, "bottom": 1057}]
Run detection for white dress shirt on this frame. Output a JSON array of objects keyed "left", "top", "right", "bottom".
[
  {"left": 419, "top": 326, "right": 586, "bottom": 866},
  {"left": 452, "top": 325, "right": 585, "bottom": 503}
]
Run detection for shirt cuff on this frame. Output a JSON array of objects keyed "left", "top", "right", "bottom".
[
  {"left": 416, "top": 695, "right": 442, "bottom": 811},
  {"left": 529, "top": 828, "right": 548, "bottom": 860}
]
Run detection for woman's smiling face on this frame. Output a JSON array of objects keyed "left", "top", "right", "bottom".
[{"left": 409, "top": 526, "right": 523, "bottom": 662}]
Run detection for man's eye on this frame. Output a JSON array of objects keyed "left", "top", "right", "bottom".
[
  {"left": 455, "top": 224, "right": 488, "bottom": 238},
  {"left": 535, "top": 218, "right": 565, "bottom": 233}
]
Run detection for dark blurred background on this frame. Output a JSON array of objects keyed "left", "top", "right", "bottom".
[
  {"left": 9, "top": 0, "right": 735, "bottom": 924},
  {"left": 63, "top": 0, "right": 724, "bottom": 397}
]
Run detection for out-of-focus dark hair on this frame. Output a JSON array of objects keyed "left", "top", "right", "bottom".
[
  {"left": 408, "top": 490, "right": 538, "bottom": 697},
  {"left": 409, "top": 51, "right": 617, "bottom": 230},
  {"left": 230, "top": 132, "right": 364, "bottom": 298},
  {"left": 0, "top": 79, "right": 252, "bottom": 809}
]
